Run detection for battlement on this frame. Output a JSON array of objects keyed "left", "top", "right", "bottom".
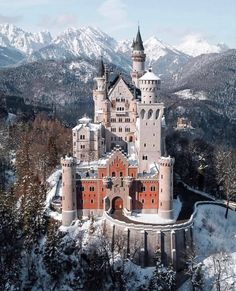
[
  {"left": 159, "top": 156, "right": 175, "bottom": 167},
  {"left": 61, "top": 156, "right": 75, "bottom": 167}
]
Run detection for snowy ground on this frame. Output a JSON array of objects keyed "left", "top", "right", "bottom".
[
  {"left": 60, "top": 219, "right": 155, "bottom": 290},
  {"left": 46, "top": 168, "right": 62, "bottom": 220},
  {"left": 126, "top": 197, "right": 182, "bottom": 224},
  {"left": 179, "top": 204, "right": 236, "bottom": 290}
]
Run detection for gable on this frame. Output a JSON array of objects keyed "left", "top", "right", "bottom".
[{"left": 108, "top": 77, "right": 134, "bottom": 102}]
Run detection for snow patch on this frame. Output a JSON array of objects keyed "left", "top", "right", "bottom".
[
  {"left": 127, "top": 197, "right": 182, "bottom": 224},
  {"left": 175, "top": 89, "right": 208, "bottom": 100}
]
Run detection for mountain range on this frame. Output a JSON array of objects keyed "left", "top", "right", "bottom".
[{"left": 0, "top": 24, "right": 228, "bottom": 74}]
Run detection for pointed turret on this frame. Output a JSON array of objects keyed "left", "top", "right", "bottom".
[
  {"left": 133, "top": 26, "right": 144, "bottom": 51},
  {"left": 131, "top": 26, "right": 146, "bottom": 88},
  {"left": 97, "top": 56, "right": 105, "bottom": 77}
]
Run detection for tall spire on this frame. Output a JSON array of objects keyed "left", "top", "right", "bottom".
[
  {"left": 133, "top": 26, "right": 144, "bottom": 51},
  {"left": 97, "top": 56, "right": 105, "bottom": 77}
]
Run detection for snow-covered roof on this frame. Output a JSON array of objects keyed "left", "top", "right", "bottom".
[
  {"left": 88, "top": 123, "right": 101, "bottom": 131},
  {"left": 139, "top": 70, "right": 160, "bottom": 81},
  {"left": 78, "top": 116, "right": 92, "bottom": 124},
  {"left": 72, "top": 124, "right": 83, "bottom": 131},
  {"left": 72, "top": 121, "right": 101, "bottom": 132}
]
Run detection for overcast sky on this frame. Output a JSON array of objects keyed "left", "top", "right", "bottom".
[{"left": 0, "top": 0, "right": 235, "bottom": 47}]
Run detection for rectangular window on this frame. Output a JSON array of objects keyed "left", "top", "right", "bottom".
[
  {"left": 141, "top": 186, "right": 146, "bottom": 192},
  {"left": 89, "top": 186, "right": 95, "bottom": 191},
  {"left": 111, "top": 128, "right": 116, "bottom": 132}
]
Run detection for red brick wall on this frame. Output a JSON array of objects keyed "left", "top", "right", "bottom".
[
  {"left": 109, "top": 157, "right": 126, "bottom": 177},
  {"left": 132, "top": 180, "right": 159, "bottom": 210},
  {"left": 76, "top": 165, "right": 159, "bottom": 211}
]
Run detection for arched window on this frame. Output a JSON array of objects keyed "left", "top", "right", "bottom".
[
  {"left": 112, "top": 171, "right": 116, "bottom": 177},
  {"left": 140, "top": 109, "right": 145, "bottom": 119},
  {"left": 155, "top": 109, "right": 160, "bottom": 119},
  {"left": 148, "top": 109, "right": 153, "bottom": 119}
]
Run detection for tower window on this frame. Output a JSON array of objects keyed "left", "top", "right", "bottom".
[
  {"left": 91, "top": 199, "right": 94, "bottom": 204},
  {"left": 144, "top": 143, "right": 146, "bottom": 147},
  {"left": 90, "top": 186, "right": 95, "bottom": 191},
  {"left": 141, "top": 186, "right": 146, "bottom": 192},
  {"left": 142, "top": 199, "right": 145, "bottom": 203},
  {"left": 151, "top": 186, "right": 156, "bottom": 191},
  {"left": 112, "top": 171, "right": 116, "bottom": 177},
  {"left": 152, "top": 199, "right": 154, "bottom": 204}
]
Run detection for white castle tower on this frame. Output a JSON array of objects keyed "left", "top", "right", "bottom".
[
  {"left": 131, "top": 26, "right": 146, "bottom": 87},
  {"left": 136, "top": 68, "right": 164, "bottom": 173},
  {"left": 61, "top": 156, "right": 77, "bottom": 226},
  {"left": 93, "top": 57, "right": 107, "bottom": 123},
  {"left": 158, "top": 156, "right": 175, "bottom": 219}
]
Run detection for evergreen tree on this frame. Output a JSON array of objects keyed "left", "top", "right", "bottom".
[
  {"left": 0, "top": 190, "right": 21, "bottom": 290},
  {"left": 148, "top": 253, "right": 176, "bottom": 291},
  {"left": 43, "top": 220, "right": 64, "bottom": 280}
]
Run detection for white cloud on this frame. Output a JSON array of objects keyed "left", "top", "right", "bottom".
[
  {"left": 0, "top": 0, "right": 68, "bottom": 7},
  {"left": 38, "top": 13, "right": 79, "bottom": 31},
  {"left": 98, "top": 0, "right": 133, "bottom": 31},
  {"left": 0, "top": 14, "right": 23, "bottom": 23}
]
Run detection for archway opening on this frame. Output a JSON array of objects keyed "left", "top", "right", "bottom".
[{"left": 112, "top": 196, "right": 123, "bottom": 210}]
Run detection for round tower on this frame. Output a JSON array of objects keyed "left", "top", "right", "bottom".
[
  {"left": 139, "top": 68, "right": 160, "bottom": 104},
  {"left": 158, "top": 156, "right": 175, "bottom": 220},
  {"left": 61, "top": 156, "right": 77, "bottom": 226},
  {"left": 131, "top": 26, "right": 146, "bottom": 87},
  {"left": 93, "top": 57, "right": 107, "bottom": 122}
]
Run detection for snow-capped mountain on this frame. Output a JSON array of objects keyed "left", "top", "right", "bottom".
[
  {"left": 0, "top": 24, "right": 52, "bottom": 54},
  {"left": 175, "top": 34, "right": 229, "bottom": 57}
]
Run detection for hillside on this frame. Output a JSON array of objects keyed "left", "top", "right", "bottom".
[
  {"left": 179, "top": 204, "right": 236, "bottom": 290},
  {"left": 165, "top": 50, "right": 236, "bottom": 121}
]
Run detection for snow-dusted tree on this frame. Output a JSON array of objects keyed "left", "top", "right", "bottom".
[
  {"left": 148, "top": 251, "right": 176, "bottom": 291},
  {"left": 43, "top": 220, "right": 64, "bottom": 280},
  {"left": 0, "top": 189, "right": 21, "bottom": 290},
  {"left": 185, "top": 248, "right": 203, "bottom": 291},
  {"left": 21, "top": 175, "right": 47, "bottom": 248},
  {"left": 214, "top": 147, "right": 236, "bottom": 218}
]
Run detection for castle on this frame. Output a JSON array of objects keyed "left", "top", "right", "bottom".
[{"left": 61, "top": 27, "right": 175, "bottom": 227}]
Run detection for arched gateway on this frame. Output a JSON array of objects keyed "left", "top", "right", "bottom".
[{"left": 112, "top": 197, "right": 123, "bottom": 210}]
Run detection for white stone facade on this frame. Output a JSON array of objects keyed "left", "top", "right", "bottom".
[{"left": 62, "top": 27, "right": 175, "bottom": 226}]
